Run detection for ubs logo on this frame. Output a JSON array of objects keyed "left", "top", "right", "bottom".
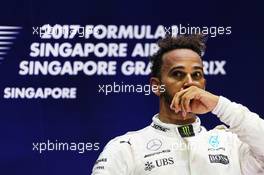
[
  {"left": 155, "top": 157, "right": 174, "bottom": 167},
  {"left": 146, "top": 139, "right": 162, "bottom": 151},
  {"left": 144, "top": 157, "right": 174, "bottom": 171}
]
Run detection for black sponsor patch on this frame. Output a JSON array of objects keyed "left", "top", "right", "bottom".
[
  {"left": 209, "top": 154, "right": 229, "bottom": 165},
  {"left": 178, "top": 125, "right": 194, "bottom": 137}
]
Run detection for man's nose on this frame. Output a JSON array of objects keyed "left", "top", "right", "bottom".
[{"left": 183, "top": 74, "right": 196, "bottom": 89}]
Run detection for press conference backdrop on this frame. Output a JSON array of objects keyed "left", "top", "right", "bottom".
[{"left": 0, "top": 0, "right": 263, "bottom": 174}]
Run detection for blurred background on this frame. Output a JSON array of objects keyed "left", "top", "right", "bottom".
[{"left": 0, "top": 0, "right": 263, "bottom": 174}]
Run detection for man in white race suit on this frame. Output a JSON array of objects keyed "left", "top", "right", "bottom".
[{"left": 92, "top": 35, "right": 264, "bottom": 175}]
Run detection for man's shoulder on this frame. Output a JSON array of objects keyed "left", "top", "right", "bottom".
[
  {"left": 206, "top": 124, "right": 239, "bottom": 140},
  {"left": 105, "top": 125, "right": 151, "bottom": 148}
]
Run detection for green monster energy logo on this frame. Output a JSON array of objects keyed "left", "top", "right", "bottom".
[{"left": 178, "top": 125, "right": 195, "bottom": 137}]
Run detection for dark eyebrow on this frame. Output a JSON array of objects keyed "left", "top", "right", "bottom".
[
  {"left": 168, "top": 66, "right": 185, "bottom": 74},
  {"left": 169, "top": 65, "right": 203, "bottom": 73},
  {"left": 193, "top": 66, "right": 203, "bottom": 71}
]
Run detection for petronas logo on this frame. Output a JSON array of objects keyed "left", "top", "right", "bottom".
[{"left": 178, "top": 125, "right": 194, "bottom": 137}]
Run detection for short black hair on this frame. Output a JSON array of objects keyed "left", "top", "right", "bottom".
[{"left": 150, "top": 35, "right": 206, "bottom": 78}]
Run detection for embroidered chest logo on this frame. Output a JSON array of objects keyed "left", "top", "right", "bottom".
[
  {"left": 208, "top": 135, "right": 226, "bottom": 151},
  {"left": 146, "top": 139, "right": 162, "bottom": 151},
  {"left": 209, "top": 154, "right": 229, "bottom": 165},
  {"left": 178, "top": 125, "right": 195, "bottom": 137},
  {"left": 144, "top": 161, "right": 155, "bottom": 171},
  {"left": 209, "top": 135, "right": 219, "bottom": 148},
  {"left": 144, "top": 157, "right": 174, "bottom": 171}
]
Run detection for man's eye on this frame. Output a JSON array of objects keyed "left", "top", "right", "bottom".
[
  {"left": 172, "top": 71, "right": 185, "bottom": 78},
  {"left": 192, "top": 72, "right": 203, "bottom": 79}
]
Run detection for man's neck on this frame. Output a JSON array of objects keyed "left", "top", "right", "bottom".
[{"left": 159, "top": 100, "right": 196, "bottom": 125}]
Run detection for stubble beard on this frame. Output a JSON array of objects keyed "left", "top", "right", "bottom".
[{"left": 161, "top": 87, "right": 173, "bottom": 106}]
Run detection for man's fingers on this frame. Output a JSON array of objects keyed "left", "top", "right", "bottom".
[
  {"left": 170, "top": 97, "right": 175, "bottom": 110},
  {"left": 183, "top": 96, "right": 191, "bottom": 113},
  {"left": 181, "top": 100, "right": 186, "bottom": 117},
  {"left": 173, "top": 92, "right": 183, "bottom": 112},
  {"left": 171, "top": 88, "right": 188, "bottom": 113},
  {"left": 182, "top": 91, "right": 196, "bottom": 113},
  {"left": 179, "top": 87, "right": 201, "bottom": 114},
  {"left": 170, "top": 98, "right": 179, "bottom": 113},
  {"left": 180, "top": 90, "right": 194, "bottom": 116}
]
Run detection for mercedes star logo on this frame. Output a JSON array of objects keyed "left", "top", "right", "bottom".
[{"left": 146, "top": 139, "right": 162, "bottom": 151}]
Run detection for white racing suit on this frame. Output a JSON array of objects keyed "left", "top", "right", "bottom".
[{"left": 92, "top": 96, "right": 264, "bottom": 174}]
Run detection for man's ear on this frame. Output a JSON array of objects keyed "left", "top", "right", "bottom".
[{"left": 150, "top": 77, "right": 162, "bottom": 96}]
